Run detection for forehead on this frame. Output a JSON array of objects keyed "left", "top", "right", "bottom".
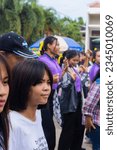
[
  {"left": 80, "top": 53, "right": 85, "bottom": 56},
  {"left": 71, "top": 55, "right": 79, "bottom": 59},
  {"left": 42, "top": 70, "right": 50, "bottom": 80},
  {"left": 0, "top": 63, "right": 8, "bottom": 80},
  {"left": 96, "top": 51, "right": 100, "bottom": 56},
  {"left": 51, "top": 39, "right": 57, "bottom": 44}
]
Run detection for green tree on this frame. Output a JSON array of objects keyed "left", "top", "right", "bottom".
[
  {"left": 43, "top": 8, "right": 59, "bottom": 36},
  {"left": 56, "top": 17, "right": 84, "bottom": 43},
  {"left": 0, "top": 10, "right": 9, "bottom": 34},
  {"left": 31, "top": 3, "right": 45, "bottom": 43},
  {"left": 77, "top": 17, "right": 84, "bottom": 25},
  {"left": 0, "top": 0, "right": 5, "bottom": 9},
  {"left": 5, "top": 9, "right": 21, "bottom": 34},
  {"left": 4, "top": 0, "right": 23, "bottom": 13},
  {"left": 0, "top": 0, "right": 85, "bottom": 46},
  {"left": 20, "top": 3, "right": 37, "bottom": 42},
  {"left": 0, "top": 0, "right": 22, "bottom": 34}
]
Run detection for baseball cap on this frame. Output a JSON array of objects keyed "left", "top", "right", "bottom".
[{"left": 0, "top": 31, "right": 38, "bottom": 58}]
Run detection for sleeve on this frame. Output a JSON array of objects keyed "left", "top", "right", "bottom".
[
  {"left": 9, "top": 125, "right": 21, "bottom": 150},
  {"left": 82, "top": 82, "right": 100, "bottom": 117}
]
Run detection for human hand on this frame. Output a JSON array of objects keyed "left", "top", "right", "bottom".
[
  {"left": 79, "top": 65, "right": 87, "bottom": 73},
  {"left": 85, "top": 115, "right": 96, "bottom": 132},
  {"left": 63, "top": 57, "right": 69, "bottom": 72},
  {"left": 53, "top": 74, "right": 59, "bottom": 83}
]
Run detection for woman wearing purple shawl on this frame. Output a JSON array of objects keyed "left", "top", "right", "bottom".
[
  {"left": 58, "top": 50, "right": 85, "bottom": 150},
  {"left": 89, "top": 50, "right": 100, "bottom": 82}
]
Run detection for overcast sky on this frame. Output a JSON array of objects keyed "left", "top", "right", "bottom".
[{"left": 38, "top": 0, "right": 99, "bottom": 21}]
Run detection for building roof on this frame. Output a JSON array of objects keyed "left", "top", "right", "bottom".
[{"left": 89, "top": 1, "right": 100, "bottom": 8}]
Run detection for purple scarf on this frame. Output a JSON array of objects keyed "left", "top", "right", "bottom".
[
  {"left": 89, "top": 63, "right": 100, "bottom": 82},
  {"left": 72, "top": 67, "right": 81, "bottom": 92}
]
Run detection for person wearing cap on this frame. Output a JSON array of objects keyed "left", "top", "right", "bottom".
[
  {"left": 0, "top": 31, "right": 38, "bottom": 70},
  {"left": 0, "top": 32, "right": 55, "bottom": 150}
]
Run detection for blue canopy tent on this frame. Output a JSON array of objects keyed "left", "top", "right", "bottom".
[
  {"left": 30, "top": 36, "right": 83, "bottom": 52},
  {"left": 30, "top": 38, "right": 45, "bottom": 49},
  {"left": 63, "top": 36, "right": 83, "bottom": 51}
]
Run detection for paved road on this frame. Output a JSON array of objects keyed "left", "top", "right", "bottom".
[{"left": 54, "top": 118, "right": 92, "bottom": 150}]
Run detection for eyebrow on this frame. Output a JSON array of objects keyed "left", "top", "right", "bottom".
[{"left": 3, "top": 76, "right": 9, "bottom": 80}]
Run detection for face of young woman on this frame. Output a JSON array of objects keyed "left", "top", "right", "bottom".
[
  {"left": 95, "top": 51, "right": 100, "bottom": 64},
  {"left": 49, "top": 40, "right": 60, "bottom": 56},
  {"left": 68, "top": 55, "right": 80, "bottom": 67},
  {"left": 28, "top": 71, "right": 51, "bottom": 107},
  {"left": 79, "top": 53, "right": 86, "bottom": 62},
  {"left": 0, "top": 64, "right": 9, "bottom": 112}
]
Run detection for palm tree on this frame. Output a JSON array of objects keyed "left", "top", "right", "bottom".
[{"left": 43, "top": 8, "right": 59, "bottom": 36}]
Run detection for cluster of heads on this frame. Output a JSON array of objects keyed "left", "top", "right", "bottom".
[{"left": 0, "top": 32, "right": 54, "bottom": 113}]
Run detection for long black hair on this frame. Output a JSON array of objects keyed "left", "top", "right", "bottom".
[
  {"left": 41, "top": 36, "right": 57, "bottom": 55},
  {"left": 65, "top": 50, "right": 80, "bottom": 60},
  {"left": 9, "top": 59, "right": 53, "bottom": 111},
  {"left": 92, "top": 49, "right": 100, "bottom": 63},
  {"left": 0, "top": 54, "right": 11, "bottom": 150}
]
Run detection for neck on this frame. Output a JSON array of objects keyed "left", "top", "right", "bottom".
[
  {"left": 19, "top": 106, "right": 37, "bottom": 121},
  {"left": 45, "top": 50, "right": 55, "bottom": 58},
  {"left": 95, "top": 62, "right": 100, "bottom": 66}
]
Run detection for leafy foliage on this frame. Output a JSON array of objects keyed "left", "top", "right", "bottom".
[
  {"left": 20, "top": 3, "right": 37, "bottom": 42},
  {"left": 5, "top": 9, "right": 21, "bottom": 34},
  {"left": 0, "top": 0, "right": 85, "bottom": 45},
  {"left": 31, "top": 4, "right": 45, "bottom": 43},
  {"left": 0, "top": 9, "right": 9, "bottom": 34}
]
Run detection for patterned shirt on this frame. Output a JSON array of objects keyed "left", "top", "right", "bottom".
[
  {"left": 0, "top": 130, "right": 4, "bottom": 150},
  {"left": 82, "top": 79, "right": 100, "bottom": 126}
]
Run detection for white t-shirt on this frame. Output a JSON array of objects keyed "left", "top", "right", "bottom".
[{"left": 9, "top": 110, "right": 48, "bottom": 150}]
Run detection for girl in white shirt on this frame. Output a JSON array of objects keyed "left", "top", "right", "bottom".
[{"left": 9, "top": 59, "right": 53, "bottom": 150}]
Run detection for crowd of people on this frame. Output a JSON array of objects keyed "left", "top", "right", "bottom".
[{"left": 0, "top": 31, "right": 100, "bottom": 150}]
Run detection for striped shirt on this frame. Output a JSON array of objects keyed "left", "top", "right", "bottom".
[{"left": 0, "top": 130, "right": 4, "bottom": 150}]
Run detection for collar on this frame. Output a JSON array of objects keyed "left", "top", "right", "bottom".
[
  {"left": 44, "top": 52, "right": 55, "bottom": 60},
  {"left": 94, "top": 62, "right": 100, "bottom": 66}
]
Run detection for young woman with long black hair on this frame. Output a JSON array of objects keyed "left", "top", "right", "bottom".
[
  {"left": 0, "top": 54, "right": 11, "bottom": 150},
  {"left": 9, "top": 59, "right": 53, "bottom": 150}
]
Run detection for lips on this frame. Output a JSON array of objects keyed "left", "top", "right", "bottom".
[
  {"left": 0, "top": 100, "right": 6, "bottom": 107},
  {"left": 41, "top": 94, "right": 50, "bottom": 98},
  {"left": 42, "top": 94, "right": 49, "bottom": 97}
]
